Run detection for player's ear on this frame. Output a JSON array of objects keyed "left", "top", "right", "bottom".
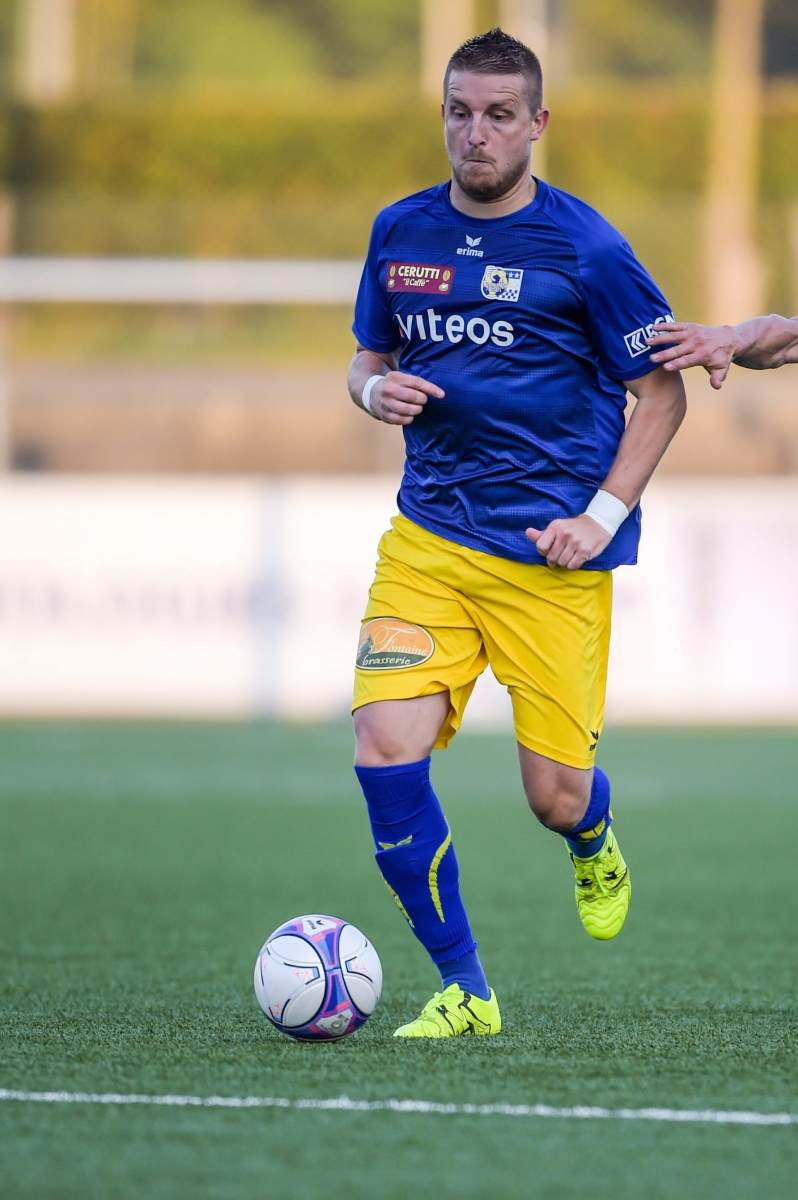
[{"left": 531, "top": 108, "right": 550, "bottom": 141}]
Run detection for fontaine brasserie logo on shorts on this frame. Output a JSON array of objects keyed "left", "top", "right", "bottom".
[
  {"left": 356, "top": 617, "right": 435, "bottom": 670},
  {"left": 480, "top": 265, "right": 524, "bottom": 303},
  {"left": 386, "top": 262, "right": 455, "bottom": 294}
]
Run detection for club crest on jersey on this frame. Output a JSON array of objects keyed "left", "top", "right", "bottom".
[
  {"left": 386, "top": 262, "right": 455, "bottom": 294},
  {"left": 480, "top": 265, "right": 524, "bottom": 303},
  {"left": 356, "top": 617, "right": 435, "bottom": 670}
]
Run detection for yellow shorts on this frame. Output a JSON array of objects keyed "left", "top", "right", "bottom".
[{"left": 353, "top": 515, "right": 612, "bottom": 770}]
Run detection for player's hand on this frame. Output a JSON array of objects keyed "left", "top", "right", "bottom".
[
  {"left": 370, "top": 372, "right": 444, "bottom": 425},
  {"left": 525, "top": 515, "right": 613, "bottom": 570},
  {"left": 647, "top": 321, "right": 740, "bottom": 390}
]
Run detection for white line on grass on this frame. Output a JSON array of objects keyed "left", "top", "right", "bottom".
[{"left": 0, "top": 1090, "right": 794, "bottom": 1126}]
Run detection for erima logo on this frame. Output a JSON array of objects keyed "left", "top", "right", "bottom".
[
  {"left": 457, "top": 234, "right": 484, "bottom": 258},
  {"left": 624, "top": 313, "right": 675, "bottom": 357},
  {"left": 395, "top": 306, "right": 514, "bottom": 347}
]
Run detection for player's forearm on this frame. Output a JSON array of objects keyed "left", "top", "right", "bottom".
[
  {"left": 348, "top": 348, "right": 396, "bottom": 414},
  {"left": 732, "top": 315, "right": 798, "bottom": 370},
  {"left": 602, "top": 369, "right": 686, "bottom": 509}
]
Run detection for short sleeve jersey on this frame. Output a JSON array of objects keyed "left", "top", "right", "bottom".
[{"left": 353, "top": 180, "right": 674, "bottom": 570}]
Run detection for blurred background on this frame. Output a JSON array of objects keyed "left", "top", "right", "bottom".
[{"left": 1, "top": 0, "right": 798, "bottom": 722}]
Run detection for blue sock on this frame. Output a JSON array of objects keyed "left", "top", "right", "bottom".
[
  {"left": 439, "top": 949, "right": 490, "bottom": 1000},
  {"left": 562, "top": 767, "right": 612, "bottom": 858},
  {"left": 354, "top": 757, "right": 490, "bottom": 1001}
]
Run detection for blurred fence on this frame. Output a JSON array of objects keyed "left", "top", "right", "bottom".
[
  {"left": 2, "top": 255, "right": 797, "bottom": 478},
  {"left": 4, "top": 474, "right": 798, "bottom": 725},
  {"left": 0, "top": 257, "right": 362, "bottom": 303}
]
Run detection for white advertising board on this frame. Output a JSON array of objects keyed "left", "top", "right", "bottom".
[{"left": 1, "top": 475, "right": 797, "bottom": 724}]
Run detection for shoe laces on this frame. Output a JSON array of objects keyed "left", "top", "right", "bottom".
[
  {"left": 417, "top": 986, "right": 477, "bottom": 1034},
  {"left": 419, "top": 991, "right": 446, "bottom": 1019},
  {"left": 571, "top": 834, "right": 625, "bottom": 898}
]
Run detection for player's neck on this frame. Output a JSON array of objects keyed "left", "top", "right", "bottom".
[{"left": 448, "top": 173, "right": 538, "bottom": 220}]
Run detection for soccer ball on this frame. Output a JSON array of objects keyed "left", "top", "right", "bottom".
[{"left": 254, "top": 914, "right": 382, "bottom": 1040}]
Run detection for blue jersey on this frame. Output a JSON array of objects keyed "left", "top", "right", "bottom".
[{"left": 353, "top": 180, "right": 674, "bottom": 570}]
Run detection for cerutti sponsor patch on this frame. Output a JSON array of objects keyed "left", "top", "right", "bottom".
[{"left": 386, "top": 263, "right": 455, "bottom": 295}]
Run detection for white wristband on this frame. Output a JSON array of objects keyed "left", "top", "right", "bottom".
[
  {"left": 361, "top": 374, "right": 383, "bottom": 416},
  {"left": 584, "top": 490, "right": 629, "bottom": 538}
]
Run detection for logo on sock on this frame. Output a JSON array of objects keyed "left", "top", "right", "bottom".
[
  {"left": 356, "top": 617, "right": 435, "bottom": 670},
  {"left": 576, "top": 817, "right": 606, "bottom": 842}
]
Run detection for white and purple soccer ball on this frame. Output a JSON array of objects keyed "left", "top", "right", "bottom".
[{"left": 254, "top": 914, "right": 382, "bottom": 1040}]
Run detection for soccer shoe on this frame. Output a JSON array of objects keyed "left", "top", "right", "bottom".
[
  {"left": 570, "top": 827, "right": 631, "bottom": 941},
  {"left": 393, "top": 984, "right": 501, "bottom": 1038}
]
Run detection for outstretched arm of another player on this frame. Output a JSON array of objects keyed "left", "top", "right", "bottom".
[
  {"left": 526, "top": 366, "right": 687, "bottom": 569},
  {"left": 348, "top": 343, "right": 444, "bottom": 426},
  {"left": 647, "top": 315, "right": 798, "bottom": 389}
]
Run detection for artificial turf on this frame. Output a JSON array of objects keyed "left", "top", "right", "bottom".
[{"left": 0, "top": 721, "right": 796, "bottom": 1198}]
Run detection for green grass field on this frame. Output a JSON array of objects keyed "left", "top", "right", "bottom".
[{"left": 1, "top": 722, "right": 797, "bottom": 1199}]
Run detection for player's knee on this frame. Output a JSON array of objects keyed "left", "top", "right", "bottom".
[
  {"left": 353, "top": 706, "right": 422, "bottom": 767},
  {"left": 353, "top": 695, "right": 448, "bottom": 767},
  {"left": 354, "top": 725, "right": 410, "bottom": 767},
  {"left": 523, "top": 779, "right": 589, "bottom": 831},
  {"left": 518, "top": 747, "right": 592, "bottom": 830}
]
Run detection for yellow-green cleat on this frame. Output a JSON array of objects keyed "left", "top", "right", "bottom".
[
  {"left": 393, "top": 984, "right": 502, "bottom": 1038},
  {"left": 570, "top": 826, "right": 631, "bottom": 940}
]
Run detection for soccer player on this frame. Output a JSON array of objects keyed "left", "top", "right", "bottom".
[
  {"left": 348, "top": 28, "right": 687, "bottom": 1038},
  {"left": 647, "top": 314, "right": 798, "bottom": 387}
]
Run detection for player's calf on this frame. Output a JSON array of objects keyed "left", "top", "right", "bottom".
[
  {"left": 354, "top": 753, "right": 492, "bottom": 1011},
  {"left": 520, "top": 752, "right": 631, "bottom": 940}
]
